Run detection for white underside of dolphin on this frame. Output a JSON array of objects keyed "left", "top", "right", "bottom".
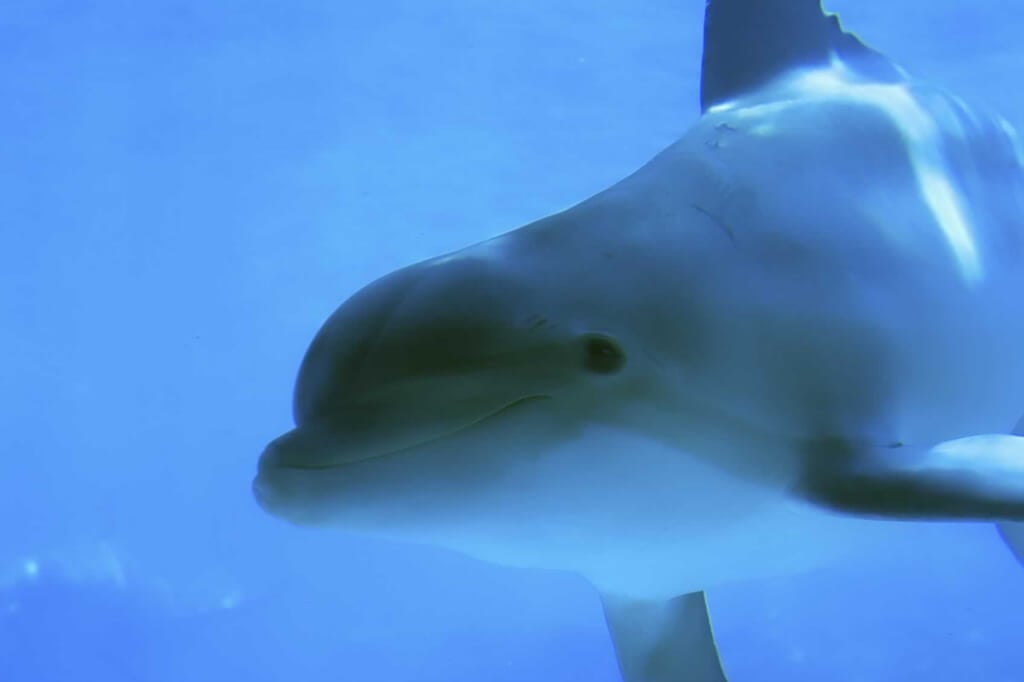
[{"left": 254, "top": 1, "right": 1024, "bottom": 680}]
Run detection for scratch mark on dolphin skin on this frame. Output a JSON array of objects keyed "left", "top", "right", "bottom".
[
  {"left": 692, "top": 203, "right": 736, "bottom": 241},
  {"left": 705, "top": 122, "right": 739, "bottom": 150},
  {"left": 526, "top": 316, "right": 549, "bottom": 333}
]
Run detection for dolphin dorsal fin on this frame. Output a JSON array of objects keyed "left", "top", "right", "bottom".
[{"left": 700, "top": 0, "right": 904, "bottom": 112}]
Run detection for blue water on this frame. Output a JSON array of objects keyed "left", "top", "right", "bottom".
[{"left": 4, "top": 1, "right": 1024, "bottom": 680}]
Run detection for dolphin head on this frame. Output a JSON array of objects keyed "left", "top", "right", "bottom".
[
  {"left": 252, "top": 204, "right": 718, "bottom": 539},
  {"left": 252, "top": 0, "right": 955, "bottom": 591}
]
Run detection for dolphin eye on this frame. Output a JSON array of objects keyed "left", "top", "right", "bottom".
[{"left": 581, "top": 333, "right": 626, "bottom": 375}]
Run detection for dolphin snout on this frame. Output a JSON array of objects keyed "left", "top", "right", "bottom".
[
  {"left": 252, "top": 432, "right": 343, "bottom": 524},
  {"left": 253, "top": 427, "right": 348, "bottom": 515},
  {"left": 253, "top": 437, "right": 290, "bottom": 514}
]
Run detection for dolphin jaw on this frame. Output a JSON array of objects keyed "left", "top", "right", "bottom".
[
  {"left": 252, "top": 393, "right": 560, "bottom": 526},
  {"left": 263, "top": 394, "right": 551, "bottom": 472}
]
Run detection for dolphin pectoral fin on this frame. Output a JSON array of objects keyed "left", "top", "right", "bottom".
[
  {"left": 800, "top": 435, "right": 1024, "bottom": 520},
  {"left": 599, "top": 590, "right": 728, "bottom": 682},
  {"left": 997, "top": 523, "right": 1024, "bottom": 566},
  {"left": 996, "top": 417, "right": 1024, "bottom": 565}
]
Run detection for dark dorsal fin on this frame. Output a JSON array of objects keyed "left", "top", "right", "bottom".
[{"left": 700, "top": 0, "right": 904, "bottom": 112}]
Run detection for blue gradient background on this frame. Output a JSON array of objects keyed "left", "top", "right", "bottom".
[{"left": 4, "top": 1, "right": 1024, "bottom": 680}]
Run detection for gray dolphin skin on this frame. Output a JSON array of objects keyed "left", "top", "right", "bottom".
[{"left": 254, "top": 0, "right": 1024, "bottom": 680}]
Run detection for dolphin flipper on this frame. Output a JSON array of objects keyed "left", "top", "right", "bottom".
[
  {"left": 998, "top": 523, "right": 1024, "bottom": 566},
  {"left": 801, "top": 435, "right": 1024, "bottom": 520},
  {"left": 599, "top": 590, "right": 727, "bottom": 682},
  {"left": 996, "top": 417, "right": 1024, "bottom": 564}
]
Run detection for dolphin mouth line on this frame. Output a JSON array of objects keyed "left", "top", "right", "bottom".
[{"left": 265, "top": 395, "right": 552, "bottom": 473}]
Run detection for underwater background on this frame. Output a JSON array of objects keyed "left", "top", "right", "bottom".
[{"left": 4, "top": 0, "right": 1024, "bottom": 680}]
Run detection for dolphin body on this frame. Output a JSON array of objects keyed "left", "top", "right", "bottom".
[{"left": 254, "top": 0, "right": 1024, "bottom": 680}]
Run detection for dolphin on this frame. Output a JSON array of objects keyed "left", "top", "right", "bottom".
[{"left": 253, "top": 0, "right": 1024, "bottom": 679}]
